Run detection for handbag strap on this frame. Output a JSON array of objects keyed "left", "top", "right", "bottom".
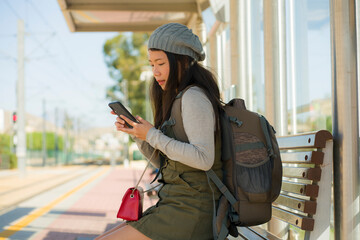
[{"left": 132, "top": 150, "right": 157, "bottom": 194}]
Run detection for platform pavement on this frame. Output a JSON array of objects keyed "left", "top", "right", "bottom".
[
  {"left": 0, "top": 162, "right": 159, "bottom": 240},
  {"left": 0, "top": 165, "right": 99, "bottom": 213}
]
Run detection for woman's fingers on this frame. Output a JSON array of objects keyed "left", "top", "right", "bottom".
[
  {"left": 120, "top": 115, "right": 137, "bottom": 127},
  {"left": 115, "top": 121, "right": 124, "bottom": 129},
  {"left": 136, "top": 115, "right": 144, "bottom": 123},
  {"left": 114, "top": 115, "right": 129, "bottom": 131},
  {"left": 113, "top": 114, "right": 152, "bottom": 141},
  {"left": 116, "top": 116, "right": 125, "bottom": 125}
]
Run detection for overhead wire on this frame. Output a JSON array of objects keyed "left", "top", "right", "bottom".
[
  {"left": 27, "top": 0, "right": 109, "bottom": 101},
  {"left": 28, "top": 0, "right": 93, "bottom": 85},
  {"left": 0, "top": 50, "right": 17, "bottom": 62},
  {"left": 2, "top": 0, "right": 113, "bottom": 127},
  {"left": 0, "top": 1, "right": 20, "bottom": 63},
  {"left": 25, "top": 32, "right": 56, "bottom": 58},
  {"left": 3, "top": 0, "right": 22, "bottom": 19}
]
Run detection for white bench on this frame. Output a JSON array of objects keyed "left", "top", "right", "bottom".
[{"left": 236, "top": 130, "right": 333, "bottom": 240}]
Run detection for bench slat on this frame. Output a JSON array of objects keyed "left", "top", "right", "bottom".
[
  {"left": 277, "top": 130, "right": 333, "bottom": 149},
  {"left": 274, "top": 194, "right": 317, "bottom": 214},
  {"left": 239, "top": 130, "right": 333, "bottom": 239},
  {"left": 283, "top": 167, "right": 322, "bottom": 181},
  {"left": 272, "top": 206, "right": 314, "bottom": 231},
  {"left": 238, "top": 226, "right": 281, "bottom": 240},
  {"left": 237, "top": 226, "right": 267, "bottom": 240},
  {"left": 281, "top": 180, "right": 319, "bottom": 198},
  {"left": 249, "top": 226, "right": 281, "bottom": 240},
  {"left": 281, "top": 151, "right": 324, "bottom": 165}
]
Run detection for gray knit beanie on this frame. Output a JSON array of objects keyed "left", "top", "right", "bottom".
[{"left": 148, "top": 23, "right": 205, "bottom": 61}]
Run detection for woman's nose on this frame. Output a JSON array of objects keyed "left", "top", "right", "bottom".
[{"left": 152, "top": 67, "right": 160, "bottom": 76}]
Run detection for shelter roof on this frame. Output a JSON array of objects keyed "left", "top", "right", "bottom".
[{"left": 57, "top": 0, "right": 210, "bottom": 32}]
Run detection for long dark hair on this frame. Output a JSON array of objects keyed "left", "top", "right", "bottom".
[{"left": 149, "top": 49, "right": 222, "bottom": 129}]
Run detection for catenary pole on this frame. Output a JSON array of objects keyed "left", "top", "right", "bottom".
[{"left": 16, "top": 19, "right": 26, "bottom": 177}]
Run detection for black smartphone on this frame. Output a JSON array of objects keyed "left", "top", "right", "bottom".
[{"left": 108, "top": 101, "right": 139, "bottom": 128}]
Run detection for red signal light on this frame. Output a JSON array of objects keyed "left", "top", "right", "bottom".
[{"left": 12, "top": 112, "right": 17, "bottom": 123}]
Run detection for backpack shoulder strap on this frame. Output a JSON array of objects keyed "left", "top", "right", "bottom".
[
  {"left": 169, "top": 85, "right": 195, "bottom": 142},
  {"left": 206, "top": 169, "right": 237, "bottom": 206}
]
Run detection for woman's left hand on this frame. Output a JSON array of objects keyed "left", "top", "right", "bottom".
[{"left": 116, "top": 115, "right": 154, "bottom": 141}]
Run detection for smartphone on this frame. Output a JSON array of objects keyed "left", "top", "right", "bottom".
[{"left": 108, "top": 101, "right": 139, "bottom": 128}]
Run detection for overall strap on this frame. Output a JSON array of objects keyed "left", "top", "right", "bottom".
[
  {"left": 150, "top": 86, "right": 194, "bottom": 183},
  {"left": 176, "top": 86, "right": 228, "bottom": 239}
]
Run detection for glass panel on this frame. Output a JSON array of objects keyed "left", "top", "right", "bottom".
[
  {"left": 250, "top": 0, "right": 265, "bottom": 114},
  {"left": 237, "top": 0, "right": 265, "bottom": 113},
  {"left": 286, "top": 0, "right": 331, "bottom": 134},
  {"left": 218, "top": 26, "right": 231, "bottom": 100},
  {"left": 285, "top": 0, "right": 332, "bottom": 238},
  {"left": 202, "top": 8, "right": 231, "bottom": 102}
]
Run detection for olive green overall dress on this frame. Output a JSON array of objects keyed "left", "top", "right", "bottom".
[{"left": 128, "top": 90, "right": 222, "bottom": 240}]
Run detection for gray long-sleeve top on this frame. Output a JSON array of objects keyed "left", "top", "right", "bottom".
[{"left": 133, "top": 86, "right": 216, "bottom": 171}]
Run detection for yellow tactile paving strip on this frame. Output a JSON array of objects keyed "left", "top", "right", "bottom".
[
  {"left": 0, "top": 166, "right": 99, "bottom": 211},
  {"left": 0, "top": 167, "right": 109, "bottom": 239}
]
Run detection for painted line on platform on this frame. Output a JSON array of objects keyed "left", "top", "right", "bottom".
[{"left": 0, "top": 167, "right": 109, "bottom": 239}]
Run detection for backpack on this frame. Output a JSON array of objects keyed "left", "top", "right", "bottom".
[
  {"left": 171, "top": 87, "right": 282, "bottom": 240},
  {"left": 208, "top": 98, "right": 283, "bottom": 239}
]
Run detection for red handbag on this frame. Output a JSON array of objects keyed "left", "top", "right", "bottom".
[
  {"left": 116, "top": 151, "right": 157, "bottom": 221},
  {"left": 117, "top": 187, "right": 143, "bottom": 221}
]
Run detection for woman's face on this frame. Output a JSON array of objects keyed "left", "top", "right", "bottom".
[{"left": 148, "top": 50, "right": 170, "bottom": 90}]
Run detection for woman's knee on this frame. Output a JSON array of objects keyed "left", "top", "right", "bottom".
[
  {"left": 95, "top": 222, "right": 127, "bottom": 240},
  {"left": 99, "top": 224, "right": 151, "bottom": 240}
]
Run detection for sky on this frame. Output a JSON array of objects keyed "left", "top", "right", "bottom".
[{"left": 0, "top": 0, "right": 119, "bottom": 130}]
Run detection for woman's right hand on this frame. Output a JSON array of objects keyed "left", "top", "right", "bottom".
[
  {"left": 111, "top": 111, "right": 154, "bottom": 141},
  {"left": 111, "top": 111, "right": 129, "bottom": 131}
]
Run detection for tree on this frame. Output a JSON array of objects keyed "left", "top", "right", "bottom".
[
  {"left": 0, "top": 134, "right": 17, "bottom": 168},
  {"left": 26, "top": 132, "right": 64, "bottom": 151},
  {"left": 103, "top": 33, "right": 150, "bottom": 117}
]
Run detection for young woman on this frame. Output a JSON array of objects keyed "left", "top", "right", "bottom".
[{"left": 96, "top": 23, "right": 223, "bottom": 240}]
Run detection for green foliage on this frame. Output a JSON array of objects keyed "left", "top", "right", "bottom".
[
  {"left": 103, "top": 33, "right": 150, "bottom": 117},
  {"left": 0, "top": 134, "right": 17, "bottom": 169},
  {"left": 326, "top": 116, "right": 332, "bottom": 133},
  {"left": 8, "top": 152, "right": 17, "bottom": 168},
  {"left": 26, "top": 132, "right": 64, "bottom": 151},
  {"left": 0, "top": 133, "right": 66, "bottom": 169},
  {"left": 0, "top": 134, "right": 10, "bottom": 151}
]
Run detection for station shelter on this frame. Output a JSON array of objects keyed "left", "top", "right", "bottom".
[{"left": 57, "top": 0, "right": 360, "bottom": 239}]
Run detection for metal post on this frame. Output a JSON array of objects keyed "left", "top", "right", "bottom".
[
  {"left": 239, "top": 0, "right": 247, "bottom": 101},
  {"left": 264, "top": 0, "right": 288, "bottom": 237},
  {"left": 216, "top": 30, "right": 224, "bottom": 93},
  {"left": 278, "top": 0, "right": 287, "bottom": 136},
  {"left": 42, "top": 99, "right": 47, "bottom": 166},
  {"left": 140, "top": 68, "right": 153, "bottom": 122},
  {"left": 246, "top": 0, "right": 253, "bottom": 110},
  {"left": 16, "top": 20, "right": 26, "bottom": 176},
  {"left": 289, "top": 0, "right": 297, "bottom": 134},
  {"left": 251, "top": 0, "right": 263, "bottom": 113},
  {"left": 64, "top": 111, "right": 69, "bottom": 165},
  {"left": 122, "top": 80, "right": 129, "bottom": 167},
  {"left": 54, "top": 107, "right": 59, "bottom": 165},
  {"left": 264, "top": 0, "right": 288, "bottom": 135},
  {"left": 330, "top": 0, "right": 360, "bottom": 239},
  {"left": 196, "top": 17, "right": 206, "bottom": 45},
  {"left": 229, "top": 0, "right": 239, "bottom": 88}
]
